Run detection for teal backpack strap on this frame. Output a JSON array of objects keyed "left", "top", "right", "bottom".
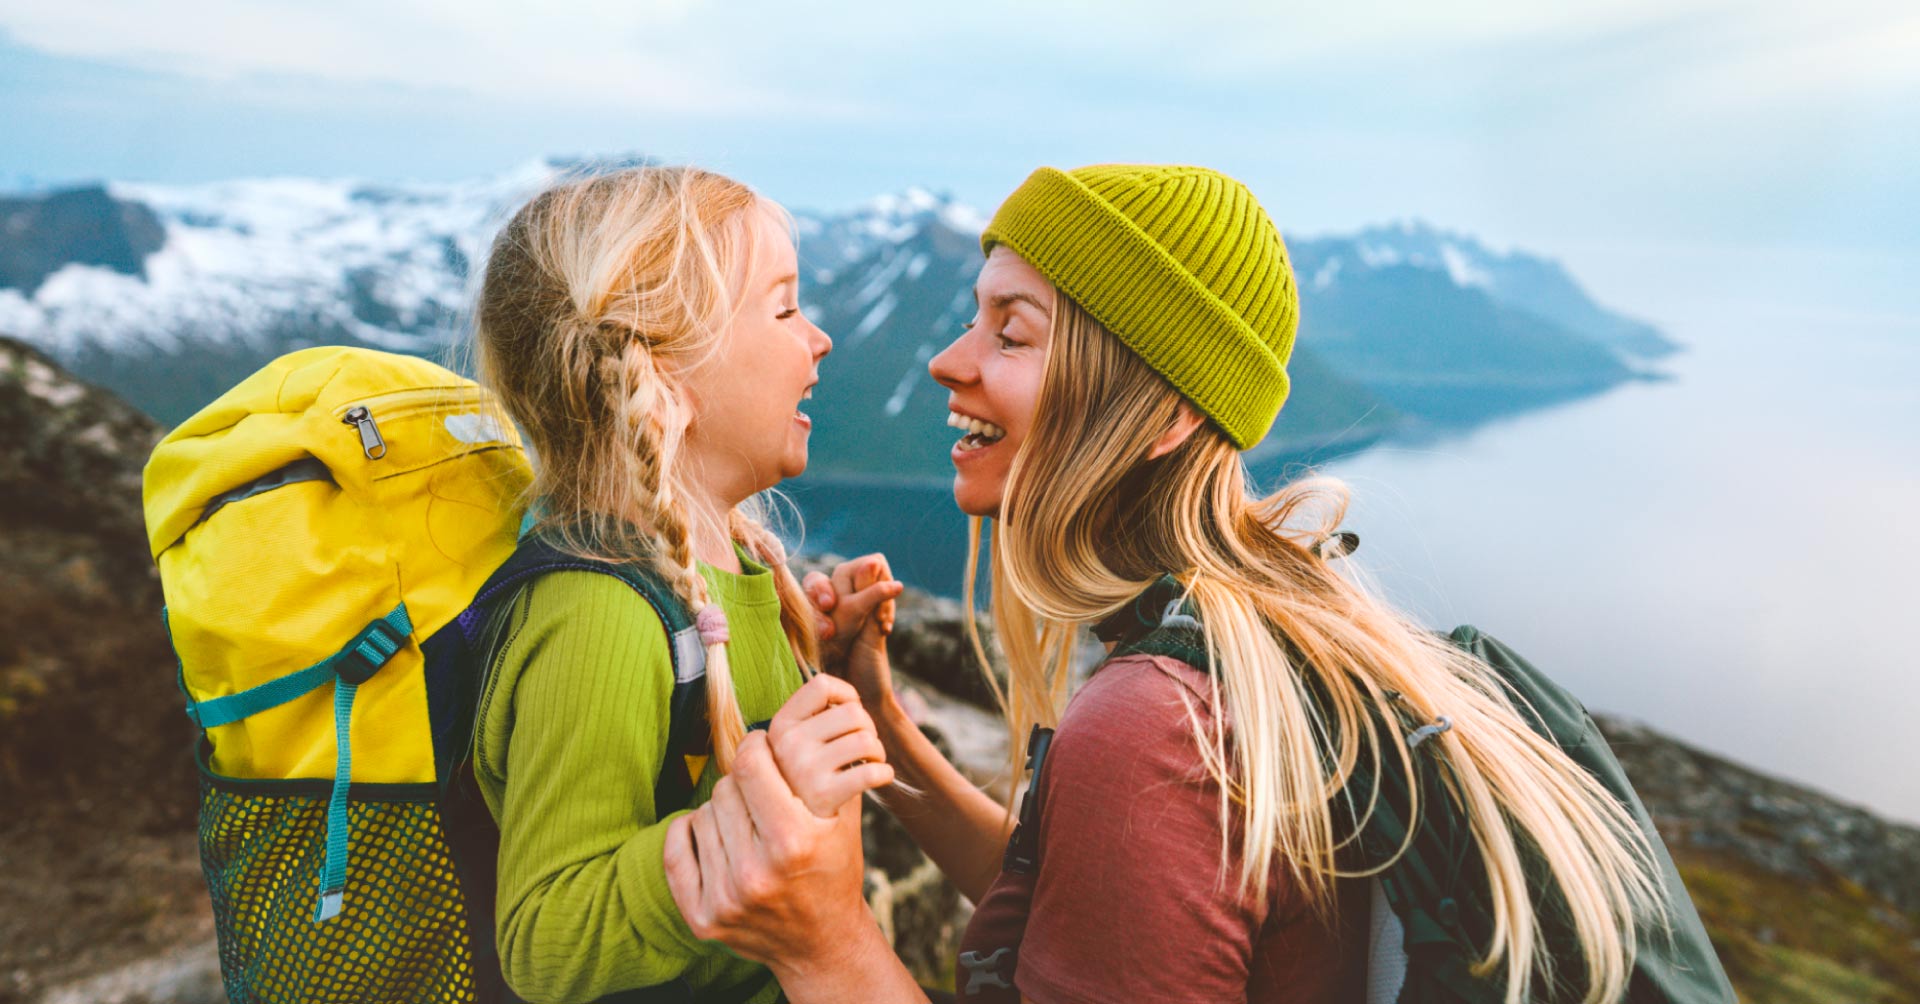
[{"left": 173, "top": 602, "right": 414, "bottom": 922}]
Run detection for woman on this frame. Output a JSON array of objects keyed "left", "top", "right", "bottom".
[
  {"left": 666, "top": 165, "right": 1729, "bottom": 1003},
  {"left": 470, "top": 166, "right": 898, "bottom": 1003}
]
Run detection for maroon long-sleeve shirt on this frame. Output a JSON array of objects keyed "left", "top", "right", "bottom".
[{"left": 957, "top": 654, "right": 1368, "bottom": 1003}]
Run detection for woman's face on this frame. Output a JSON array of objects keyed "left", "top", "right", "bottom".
[
  {"left": 680, "top": 201, "right": 833, "bottom": 502},
  {"left": 928, "top": 247, "right": 1054, "bottom": 517}
]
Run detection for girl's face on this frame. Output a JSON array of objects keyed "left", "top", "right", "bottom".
[
  {"left": 680, "top": 201, "right": 833, "bottom": 502},
  {"left": 928, "top": 247, "right": 1054, "bottom": 517}
]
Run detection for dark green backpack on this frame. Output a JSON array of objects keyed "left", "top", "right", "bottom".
[{"left": 1094, "top": 575, "right": 1736, "bottom": 1004}]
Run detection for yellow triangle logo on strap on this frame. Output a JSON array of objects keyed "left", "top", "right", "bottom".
[{"left": 683, "top": 754, "right": 709, "bottom": 784}]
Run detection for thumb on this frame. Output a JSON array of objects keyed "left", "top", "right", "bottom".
[
  {"left": 838, "top": 578, "right": 905, "bottom": 624},
  {"left": 803, "top": 571, "right": 837, "bottom": 611}
]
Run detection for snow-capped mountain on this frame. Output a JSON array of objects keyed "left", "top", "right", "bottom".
[
  {"left": 0, "top": 166, "right": 549, "bottom": 360},
  {"left": 1290, "top": 221, "right": 1678, "bottom": 360},
  {"left": 0, "top": 163, "right": 1673, "bottom": 477}
]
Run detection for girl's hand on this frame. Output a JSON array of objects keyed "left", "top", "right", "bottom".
[
  {"left": 663, "top": 730, "right": 877, "bottom": 971},
  {"left": 805, "top": 553, "right": 902, "bottom": 670},
  {"left": 768, "top": 674, "right": 894, "bottom": 818}
]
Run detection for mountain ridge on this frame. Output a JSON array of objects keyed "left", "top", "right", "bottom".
[{"left": 0, "top": 167, "right": 1673, "bottom": 471}]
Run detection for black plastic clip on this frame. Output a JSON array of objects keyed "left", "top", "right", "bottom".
[{"left": 1002, "top": 724, "right": 1055, "bottom": 874}]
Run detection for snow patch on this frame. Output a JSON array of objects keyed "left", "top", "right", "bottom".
[
  {"left": 853, "top": 249, "right": 916, "bottom": 309},
  {"left": 849, "top": 294, "right": 898, "bottom": 346},
  {"left": 1438, "top": 243, "right": 1492, "bottom": 289},
  {"left": 883, "top": 344, "right": 937, "bottom": 417},
  {"left": 1357, "top": 243, "right": 1403, "bottom": 268},
  {"left": 1313, "top": 258, "right": 1343, "bottom": 292}
]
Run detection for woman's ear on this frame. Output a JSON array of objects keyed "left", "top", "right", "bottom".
[{"left": 1147, "top": 402, "right": 1207, "bottom": 460}]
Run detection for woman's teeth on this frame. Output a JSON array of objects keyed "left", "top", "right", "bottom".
[{"left": 946, "top": 411, "right": 1006, "bottom": 451}]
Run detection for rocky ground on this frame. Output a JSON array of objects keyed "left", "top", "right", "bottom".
[{"left": 3, "top": 335, "right": 1917, "bottom": 1003}]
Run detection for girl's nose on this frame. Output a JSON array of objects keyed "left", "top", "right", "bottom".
[{"left": 809, "top": 316, "right": 833, "bottom": 359}]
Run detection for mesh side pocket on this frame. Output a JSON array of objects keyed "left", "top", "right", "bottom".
[{"left": 200, "top": 779, "right": 477, "bottom": 1004}]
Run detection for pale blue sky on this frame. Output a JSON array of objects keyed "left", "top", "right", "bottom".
[{"left": 2, "top": 0, "right": 1915, "bottom": 320}]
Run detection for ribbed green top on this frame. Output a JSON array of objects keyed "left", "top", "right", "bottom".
[{"left": 474, "top": 547, "right": 801, "bottom": 1003}]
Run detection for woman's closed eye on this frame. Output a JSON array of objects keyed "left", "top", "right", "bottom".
[
  {"left": 962, "top": 320, "right": 1020, "bottom": 349},
  {"left": 777, "top": 306, "right": 799, "bottom": 320}
]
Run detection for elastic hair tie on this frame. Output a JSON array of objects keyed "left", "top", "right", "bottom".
[{"left": 695, "top": 605, "right": 730, "bottom": 646}]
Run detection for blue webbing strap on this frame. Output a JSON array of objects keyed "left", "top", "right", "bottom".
[
  {"left": 174, "top": 604, "right": 414, "bottom": 924},
  {"left": 185, "top": 663, "right": 336, "bottom": 729},
  {"left": 316, "top": 678, "right": 358, "bottom": 921}
]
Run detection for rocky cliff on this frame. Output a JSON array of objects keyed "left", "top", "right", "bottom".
[{"left": 1, "top": 341, "right": 1913, "bottom": 1004}]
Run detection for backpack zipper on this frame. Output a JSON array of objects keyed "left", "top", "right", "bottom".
[
  {"left": 342, "top": 406, "right": 388, "bottom": 460},
  {"left": 333, "top": 386, "right": 493, "bottom": 462}
]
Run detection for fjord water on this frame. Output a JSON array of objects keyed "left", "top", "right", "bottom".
[
  {"left": 787, "top": 262, "right": 1919, "bottom": 823},
  {"left": 1324, "top": 294, "right": 1919, "bottom": 824}
]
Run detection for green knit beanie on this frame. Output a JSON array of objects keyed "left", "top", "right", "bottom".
[{"left": 981, "top": 164, "right": 1298, "bottom": 450}]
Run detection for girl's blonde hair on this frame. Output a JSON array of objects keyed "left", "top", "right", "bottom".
[
  {"left": 966, "top": 294, "right": 1663, "bottom": 1004},
  {"left": 475, "top": 166, "right": 819, "bottom": 773}
]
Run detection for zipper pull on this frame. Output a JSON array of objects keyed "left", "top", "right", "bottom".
[{"left": 342, "top": 406, "right": 388, "bottom": 460}]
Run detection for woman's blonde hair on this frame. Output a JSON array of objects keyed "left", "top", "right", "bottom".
[
  {"left": 965, "top": 294, "right": 1663, "bottom": 1004},
  {"left": 474, "top": 166, "right": 819, "bottom": 773}
]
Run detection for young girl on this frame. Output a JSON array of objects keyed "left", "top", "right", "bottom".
[
  {"left": 469, "top": 166, "right": 895, "bottom": 1003},
  {"left": 664, "top": 165, "right": 1734, "bottom": 1004}
]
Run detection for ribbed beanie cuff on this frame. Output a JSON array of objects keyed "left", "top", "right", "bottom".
[{"left": 982, "top": 166, "right": 1295, "bottom": 450}]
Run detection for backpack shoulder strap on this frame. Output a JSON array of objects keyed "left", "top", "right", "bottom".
[
  {"left": 464, "top": 536, "right": 713, "bottom": 815},
  {"left": 1095, "top": 574, "right": 1211, "bottom": 671}
]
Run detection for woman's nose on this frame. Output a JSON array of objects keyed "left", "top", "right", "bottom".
[{"left": 928, "top": 335, "right": 970, "bottom": 389}]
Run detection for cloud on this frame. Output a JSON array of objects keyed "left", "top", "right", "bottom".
[
  {"left": 0, "top": 0, "right": 846, "bottom": 116},
  {"left": 2, "top": 0, "right": 1911, "bottom": 124}
]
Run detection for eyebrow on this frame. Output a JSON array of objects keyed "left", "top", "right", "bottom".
[
  {"left": 974, "top": 289, "right": 1052, "bottom": 318},
  {"left": 768, "top": 272, "right": 797, "bottom": 292}
]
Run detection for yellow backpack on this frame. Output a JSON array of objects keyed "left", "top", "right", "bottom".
[{"left": 144, "top": 346, "right": 531, "bottom": 1002}]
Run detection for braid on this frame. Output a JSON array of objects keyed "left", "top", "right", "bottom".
[
  {"left": 729, "top": 509, "right": 821, "bottom": 674},
  {"left": 609, "top": 337, "right": 750, "bottom": 773}
]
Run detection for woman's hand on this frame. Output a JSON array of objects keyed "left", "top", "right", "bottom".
[
  {"left": 663, "top": 731, "right": 896, "bottom": 989},
  {"left": 807, "top": 553, "right": 901, "bottom": 660},
  {"left": 805, "top": 554, "right": 902, "bottom": 708},
  {"left": 770, "top": 674, "right": 894, "bottom": 818}
]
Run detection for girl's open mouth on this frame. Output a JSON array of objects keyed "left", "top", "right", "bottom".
[
  {"left": 795, "top": 385, "right": 814, "bottom": 428},
  {"left": 947, "top": 410, "right": 1006, "bottom": 453}
]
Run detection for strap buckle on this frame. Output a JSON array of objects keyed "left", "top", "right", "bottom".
[{"left": 334, "top": 619, "right": 406, "bottom": 684}]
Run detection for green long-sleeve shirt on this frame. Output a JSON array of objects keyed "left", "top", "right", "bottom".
[{"left": 473, "top": 548, "right": 803, "bottom": 1004}]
